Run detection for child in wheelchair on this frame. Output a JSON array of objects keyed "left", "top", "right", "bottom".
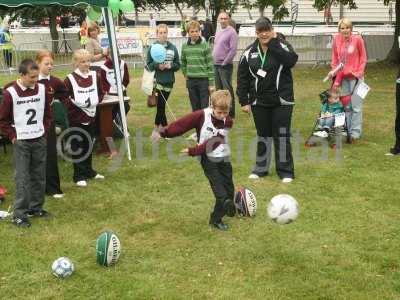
[
  {"left": 313, "top": 87, "right": 346, "bottom": 138},
  {"left": 306, "top": 86, "right": 352, "bottom": 148}
]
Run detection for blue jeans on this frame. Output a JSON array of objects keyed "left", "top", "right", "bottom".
[{"left": 341, "top": 78, "right": 363, "bottom": 139}]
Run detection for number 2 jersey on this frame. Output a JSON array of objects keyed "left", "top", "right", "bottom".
[{"left": 0, "top": 80, "right": 52, "bottom": 141}]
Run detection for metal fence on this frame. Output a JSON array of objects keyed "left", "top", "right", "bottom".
[{"left": 0, "top": 32, "right": 394, "bottom": 73}]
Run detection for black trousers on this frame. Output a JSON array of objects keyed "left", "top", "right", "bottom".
[
  {"left": 45, "top": 122, "right": 63, "bottom": 195},
  {"left": 395, "top": 82, "right": 400, "bottom": 149},
  {"left": 69, "top": 123, "right": 97, "bottom": 182},
  {"left": 214, "top": 64, "right": 235, "bottom": 118},
  {"left": 3, "top": 49, "right": 12, "bottom": 68},
  {"left": 187, "top": 78, "right": 209, "bottom": 111},
  {"left": 251, "top": 105, "right": 294, "bottom": 179},
  {"left": 155, "top": 89, "right": 171, "bottom": 126},
  {"left": 200, "top": 155, "right": 234, "bottom": 223}
]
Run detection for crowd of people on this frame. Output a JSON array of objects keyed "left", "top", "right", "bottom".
[{"left": 0, "top": 12, "right": 398, "bottom": 231}]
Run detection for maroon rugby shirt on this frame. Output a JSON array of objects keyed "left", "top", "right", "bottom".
[
  {"left": 159, "top": 109, "right": 233, "bottom": 156},
  {"left": 0, "top": 81, "right": 52, "bottom": 141}
]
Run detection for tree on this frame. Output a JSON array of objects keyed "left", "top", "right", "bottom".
[
  {"left": 253, "top": 0, "right": 288, "bottom": 21},
  {"left": 1, "top": 5, "right": 85, "bottom": 53},
  {"left": 313, "top": 0, "right": 399, "bottom": 64}
]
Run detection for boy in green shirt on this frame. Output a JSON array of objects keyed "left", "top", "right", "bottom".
[{"left": 181, "top": 20, "right": 214, "bottom": 113}]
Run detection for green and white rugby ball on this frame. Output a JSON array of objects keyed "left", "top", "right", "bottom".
[{"left": 96, "top": 231, "right": 121, "bottom": 266}]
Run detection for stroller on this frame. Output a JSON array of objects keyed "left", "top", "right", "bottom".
[{"left": 305, "top": 88, "right": 352, "bottom": 149}]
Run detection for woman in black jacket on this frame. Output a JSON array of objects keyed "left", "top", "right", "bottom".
[{"left": 236, "top": 17, "right": 298, "bottom": 183}]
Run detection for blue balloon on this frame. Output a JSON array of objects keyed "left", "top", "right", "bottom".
[{"left": 150, "top": 43, "right": 166, "bottom": 64}]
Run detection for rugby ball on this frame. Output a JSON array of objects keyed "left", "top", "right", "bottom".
[
  {"left": 96, "top": 231, "right": 121, "bottom": 266},
  {"left": 234, "top": 187, "right": 257, "bottom": 217}
]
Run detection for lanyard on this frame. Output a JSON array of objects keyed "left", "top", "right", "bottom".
[{"left": 257, "top": 45, "right": 267, "bottom": 68}]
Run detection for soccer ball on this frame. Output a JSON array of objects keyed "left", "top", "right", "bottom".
[
  {"left": 51, "top": 257, "right": 74, "bottom": 278},
  {"left": 267, "top": 194, "right": 299, "bottom": 224},
  {"left": 96, "top": 231, "right": 121, "bottom": 267},
  {"left": 234, "top": 187, "right": 257, "bottom": 217}
]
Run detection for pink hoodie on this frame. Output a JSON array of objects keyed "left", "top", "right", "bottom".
[{"left": 331, "top": 33, "right": 367, "bottom": 79}]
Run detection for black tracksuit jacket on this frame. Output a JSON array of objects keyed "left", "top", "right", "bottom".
[{"left": 236, "top": 33, "right": 298, "bottom": 108}]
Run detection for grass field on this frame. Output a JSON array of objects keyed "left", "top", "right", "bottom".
[{"left": 0, "top": 63, "right": 399, "bottom": 299}]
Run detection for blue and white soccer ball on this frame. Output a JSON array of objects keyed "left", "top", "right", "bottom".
[{"left": 51, "top": 257, "right": 74, "bottom": 278}]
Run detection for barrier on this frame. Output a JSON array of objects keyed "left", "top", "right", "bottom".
[{"left": 0, "top": 32, "right": 395, "bottom": 73}]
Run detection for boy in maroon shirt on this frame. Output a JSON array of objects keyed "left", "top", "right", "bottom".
[
  {"left": 152, "top": 90, "right": 235, "bottom": 230},
  {"left": 0, "top": 59, "right": 52, "bottom": 227}
]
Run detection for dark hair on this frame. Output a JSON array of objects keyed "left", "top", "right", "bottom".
[
  {"left": 255, "top": 17, "right": 273, "bottom": 32},
  {"left": 18, "top": 59, "right": 39, "bottom": 75}
]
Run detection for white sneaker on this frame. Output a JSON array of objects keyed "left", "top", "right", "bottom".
[
  {"left": 94, "top": 174, "right": 105, "bottom": 180},
  {"left": 76, "top": 180, "right": 87, "bottom": 187},
  {"left": 313, "top": 131, "right": 328, "bottom": 138},
  {"left": 186, "top": 132, "right": 197, "bottom": 141},
  {"left": 248, "top": 173, "right": 260, "bottom": 179},
  {"left": 282, "top": 178, "right": 293, "bottom": 183},
  {"left": 53, "top": 194, "right": 64, "bottom": 199}
]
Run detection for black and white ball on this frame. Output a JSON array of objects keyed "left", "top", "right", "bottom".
[
  {"left": 51, "top": 257, "right": 74, "bottom": 278},
  {"left": 267, "top": 194, "right": 299, "bottom": 224},
  {"left": 234, "top": 187, "right": 257, "bottom": 217}
]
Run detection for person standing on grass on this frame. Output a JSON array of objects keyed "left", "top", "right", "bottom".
[
  {"left": 36, "top": 50, "right": 68, "bottom": 199},
  {"left": 181, "top": 20, "right": 214, "bottom": 141},
  {"left": 86, "top": 24, "right": 109, "bottom": 69},
  {"left": 388, "top": 66, "right": 400, "bottom": 155},
  {"left": 327, "top": 18, "right": 367, "bottom": 142},
  {"left": 0, "top": 19, "right": 13, "bottom": 69},
  {"left": 0, "top": 59, "right": 53, "bottom": 227},
  {"left": 151, "top": 90, "right": 236, "bottom": 231},
  {"left": 213, "top": 11, "right": 238, "bottom": 119},
  {"left": 237, "top": 17, "right": 298, "bottom": 183},
  {"left": 146, "top": 24, "right": 180, "bottom": 131},
  {"left": 64, "top": 49, "right": 105, "bottom": 187}
]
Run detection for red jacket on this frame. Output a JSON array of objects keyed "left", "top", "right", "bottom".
[{"left": 331, "top": 33, "right": 367, "bottom": 79}]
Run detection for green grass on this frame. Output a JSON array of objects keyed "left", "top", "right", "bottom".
[{"left": 0, "top": 63, "right": 399, "bottom": 299}]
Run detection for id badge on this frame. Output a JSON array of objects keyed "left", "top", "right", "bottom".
[{"left": 257, "top": 69, "right": 266, "bottom": 77}]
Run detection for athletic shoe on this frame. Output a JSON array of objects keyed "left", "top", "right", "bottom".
[
  {"left": 94, "top": 174, "right": 105, "bottom": 180},
  {"left": 76, "top": 180, "right": 87, "bottom": 187},
  {"left": 282, "top": 178, "right": 293, "bottom": 183},
  {"left": 386, "top": 147, "right": 400, "bottom": 156},
  {"left": 248, "top": 173, "right": 260, "bottom": 179},
  {"left": 12, "top": 216, "right": 31, "bottom": 228},
  {"left": 313, "top": 130, "right": 328, "bottom": 138},
  {"left": 53, "top": 194, "right": 64, "bottom": 199},
  {"left": 27, "top": 209, "right": 52, "bottom": 218},
  {"left": 223, "top": 199, "right": 236, "bottom": 217},
  {"left": 210, "top": 221, "right": 229, "bottom": 231}
]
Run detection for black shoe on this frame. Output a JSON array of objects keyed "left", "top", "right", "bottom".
[
  {"left": 390, "top": 147, "right": 400, "bottom": 155},
  {"left": 27, "top": 209, "right": 52, "bottom": 218},
  {"left": 223, "top": 199, "right": 236, "bottom": 217},
  {"left": 12, "top": 217, "right": 31, "bottom": 228},
  {"left": 210, "top": 221, "right": 229, "bottom": 231}
]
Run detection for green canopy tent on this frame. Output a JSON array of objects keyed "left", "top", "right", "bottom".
[{"left": 0, "top": 0, "right": 132, "bottom": 161}]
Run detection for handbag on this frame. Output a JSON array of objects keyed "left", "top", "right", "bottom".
[
  {"left": 147, "top": 90, "right": 157, "bottom": 107},
  {"left": 141, "top": 66, "right": 155, "bottom": 96}
]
